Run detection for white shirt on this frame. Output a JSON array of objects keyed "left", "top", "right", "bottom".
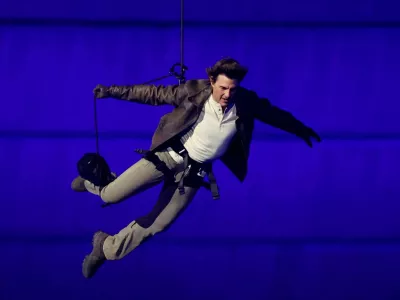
[{"left": 168, "top": 95, "right": 238, "bottom": 164}]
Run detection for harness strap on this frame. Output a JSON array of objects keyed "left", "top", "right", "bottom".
[
  {"left": 168, "top": 139, "right": 219, "bottom": 200},
  {"left": 177, "top": 153, "right": 190, "bottom": 195},
  {"left": 134, "top": 145, "right": 220, "bottom": 200},
  {"left": 207, "top": 169, "right": 219, "bottom": 200}
]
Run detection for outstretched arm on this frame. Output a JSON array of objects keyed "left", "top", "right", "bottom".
[
  {"left": 93, "top": 83, "right": 186, "bottom": 107},
  {"left": 253, "top": 96, "right": 321, "bottom": 147}
]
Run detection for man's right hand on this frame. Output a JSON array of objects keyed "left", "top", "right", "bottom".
[{"left": 93, "top": 84, "right": 110, "bottom": 99}]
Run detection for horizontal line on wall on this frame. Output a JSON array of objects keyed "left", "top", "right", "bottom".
[
  {"left": 2, "top": 234, "right": 400, "bottom": 246},
  {"left": 1, "top": 18, "right": 400, "bottom": 28},
  {"left": 0, "top": 130, "right": 400, "bottom": 141}
]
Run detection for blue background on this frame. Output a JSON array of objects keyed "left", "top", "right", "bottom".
[{"left": 1, "top": 0, "right": 400, "bottom": 299}]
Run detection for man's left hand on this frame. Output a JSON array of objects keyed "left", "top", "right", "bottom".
[{"left": 299, "top": 127, "right": 321, "bottom": 147}]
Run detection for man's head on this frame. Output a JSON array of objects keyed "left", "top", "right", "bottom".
[{"left": 206, "top": 58, "right": 248, "bottom": 108}]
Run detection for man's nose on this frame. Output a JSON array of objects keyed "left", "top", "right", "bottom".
[{"left": 225, "top": 90, "right": 231, "bottom": 98}]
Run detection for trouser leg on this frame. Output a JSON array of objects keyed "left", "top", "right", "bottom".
[
  {"left": 84, "top": 150, "right": 179, "bottom": 204},
  {"left": 102, "top": 184, "right": 199, "bottom": 260}
]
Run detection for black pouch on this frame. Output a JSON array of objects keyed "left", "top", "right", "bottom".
[{"left": 77, "top": 152, "right": 115, "bottom": 187}]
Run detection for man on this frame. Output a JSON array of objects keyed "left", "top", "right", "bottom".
[{"left": 71, "top": 58, "right": 321, "bottom": 279}]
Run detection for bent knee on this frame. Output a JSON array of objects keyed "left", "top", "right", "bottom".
[{"left": 100, "top": 187, "right": 125, "bottom": 204}]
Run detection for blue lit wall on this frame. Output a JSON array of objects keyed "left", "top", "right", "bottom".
[{"left": 1, "top": 1, "right": 400, "bottom": 299}]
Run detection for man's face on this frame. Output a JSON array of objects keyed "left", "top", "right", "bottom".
[{"left": 210, "top": 74, "right": 239, "bottom": 108}]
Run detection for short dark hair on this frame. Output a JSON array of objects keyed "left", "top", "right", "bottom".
[{"left": 206, "top": 57, "right": 248, "bottom": 83}]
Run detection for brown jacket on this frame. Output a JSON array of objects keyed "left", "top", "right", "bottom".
[{"left": 107, "top": 79, "right": 313, "bottom": 182}]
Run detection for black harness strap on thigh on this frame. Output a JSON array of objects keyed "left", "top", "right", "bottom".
[
  {"left": 135, "top": 140, "right": 220, "bottom": 200},
  {"left": 135, "top": 146, "right": 220, "bottom": 200},
  {"left": 206, "top": 169, "right": 219, "bottom": 200},
  {"left": 177, "top": 153, "right": 190, "bottom": 195},
  {"left": 169, "top": 141, "right": 220, "bottom": 200}
]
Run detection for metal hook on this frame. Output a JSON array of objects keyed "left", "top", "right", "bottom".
[{"left": 169, "top": 63, "right": 188, "bottom": 84}]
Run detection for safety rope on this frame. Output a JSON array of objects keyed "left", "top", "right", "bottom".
[{"left": 93, "top": 0, "right": 186, "bottom": 155}]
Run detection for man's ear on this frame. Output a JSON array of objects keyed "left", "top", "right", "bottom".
[{"left": 209, "top": 76, "right": 215, "bottom": 86}]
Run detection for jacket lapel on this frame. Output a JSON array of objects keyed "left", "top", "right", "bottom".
[{"left": 186, "top": 80, "right": 211, "bottom": 107}]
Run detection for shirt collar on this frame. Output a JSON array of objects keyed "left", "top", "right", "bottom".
[{"left": 209, "top": 94, "right": 235, "bottom": 112}]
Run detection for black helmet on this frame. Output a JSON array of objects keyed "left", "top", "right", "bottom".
[{"left": 77, "top": 153, "right": 114, "bottom": 187}]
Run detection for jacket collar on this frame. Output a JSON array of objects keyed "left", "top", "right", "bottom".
[{"left": 185, "top": 79, "right": 212, "bottom": 106}]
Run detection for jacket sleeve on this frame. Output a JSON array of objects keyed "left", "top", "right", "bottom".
[
  {"left": 107, "top": 84, "right": 186, "bottom": 107},
  {"left": 253, "top": 95, "right": 310, "bottom": 137}
]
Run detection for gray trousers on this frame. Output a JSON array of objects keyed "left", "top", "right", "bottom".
[{"left": 84, "top": 150, "right": 199, "bottom": 260}]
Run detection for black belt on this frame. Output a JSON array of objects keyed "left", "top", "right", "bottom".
[{"left": 169, "top": 140, "right": 220, "bottom": 200}]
